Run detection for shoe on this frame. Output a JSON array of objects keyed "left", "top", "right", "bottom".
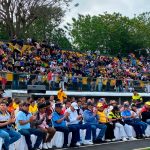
[
  {"left": 76, "top": 142, "right": 81, "bottom": 146},
  {"left": 42, "top": 143, "right": 48, "bottom": 149},
  {"left": 83, "top": 140, "right": 93, "bottom": 145},
  {"left": 122, "top": 137, "right": 127, "bottom": 141},
  {"left": 111, "top": 138, "right": 116, "bottom": 142},
  {"left": 93, "top": 139, "right": 106, "bottom": 144},
  {"left": 63, "top": 145, "right": 69, "bottom": 148},
  {"left": 129, "top": 137, "right": 137, "bottom": 141},
  {"left": 70, "top": 144, "right": 79, "bottom": 147},
  {"left": 46, "top": 142, "right": 52, "bottom": 148},
  {"left": 105, "top": 139, "right": 111, "bottom": 142}
]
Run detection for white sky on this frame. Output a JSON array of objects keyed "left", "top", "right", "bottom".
[{"left": 62, "top": 0, "right": 150, "bottom": 26}]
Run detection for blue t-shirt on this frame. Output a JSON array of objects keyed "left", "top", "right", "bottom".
[
  {"left": 16, "top": 111, "right": 32, "bottom": 130},
  {"left": 121, "top": 110, "right": 132, "bottom": 121},
  {"left": 52, "top": 111, "right": 66, "bottom": 127}
]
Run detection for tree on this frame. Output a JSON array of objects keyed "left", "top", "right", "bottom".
[
  {"left": 52, "top": 28, "right": 72, "bottom": 49},
  {"left": 0, "top": 0, "right": 72, "bottom": 38},
  {"left": 66, "top": 12, "right": 150, "bottom": 54}
]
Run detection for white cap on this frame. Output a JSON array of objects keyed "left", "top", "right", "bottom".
[{"left": 71, "top": 102, "right": 78, "bottom": 110}]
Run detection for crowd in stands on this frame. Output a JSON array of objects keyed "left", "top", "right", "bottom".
[
  {"left": 0, "top": 40, "right": 149, "bottom": 92},
  {"left": 0, "top": 89, "right": 150, "bottom": 150}
]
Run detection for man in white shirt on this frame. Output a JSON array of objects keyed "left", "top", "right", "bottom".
[{"left": 65, "top": 102, "right": 93, "bottom": 145}]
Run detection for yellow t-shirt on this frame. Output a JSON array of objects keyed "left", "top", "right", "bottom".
[
  {"left": 13, "top": 102, "right": 19, "bottom": 110},
  {"left": 29, "top": 104, "right": 38, "bottom": 114},
  {"left": 82, "top": 77, "right": 87, "bottom": 85},
  {"left": 97, "top": 111, "right": 107, "bottom": 123},
  {"left": 132, "top": 94, "right": 143, "bottom": 102}
]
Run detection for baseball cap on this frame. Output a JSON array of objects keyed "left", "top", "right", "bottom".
[
  {"left": 71, "top": 102, "right": 78, "bottom": 110},
  {"left": 124, "top": 104, "right": 129, "bottom": 107},
  {"left": 87, "top": 102, "right": 94, "bottom": 106},
  {"left": 97, "top": 103, "right": 103, "bottom": 108},
  {"left": 145, "top": 102, "right": 150, "bottom": 106},
  {"left": 99, "top": 98, "right": 104, "bottom": 102}
]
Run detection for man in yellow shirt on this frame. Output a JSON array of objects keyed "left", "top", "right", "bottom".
[
  {"left": 57, "top": 88, "right": 67, "bottom": 103},
  {"left": 97, "top": 103, "right": 115, "bottom": 141},
  {"left": 132, "top": 91, "right": 143, "bottom": 108},
  {"left": 29, "top": 100, "right": 38, "bottom": 114}
]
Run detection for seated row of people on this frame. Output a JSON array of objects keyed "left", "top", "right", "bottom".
[{"left": 1, "top": 97, "right": 150, "bottom": 150}]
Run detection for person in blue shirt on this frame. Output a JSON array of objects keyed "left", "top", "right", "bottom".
[
  {"left": 52, "top": 103, "right": 78, "bottom": 148},
  {"left": 16, "top": 102, "right": 44, "bottom": 150},
  {"left": 83, "top": 102, "right": 107, "bottom": 143},
  {"left": 121, "top": 104, "right": 143, "bottom": 139},
  {"left": 0, "top": 100, "right": 21, "bottom": 150}
]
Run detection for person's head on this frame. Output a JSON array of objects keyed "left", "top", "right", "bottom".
[
  {"left": 30, "top": 100, "right": 35, "bottom": 106},
  {"left": 87, "top": 102, "right": 94, "bottom": 111},
  {"left": 7, "top": 97, "right": 13, "bottom": 106},
  {"left": 145, "top": 102, "right": 150, "bottom": 110},
  {"left": 22, "top": 102, "right": 30, "bottom": 112},
  {"left": 99, "top": 98, "right": 106, "bottom": 104},
  {"left": 70, "top": 102, "right": 78, "bottom": 112},
  {"left": 39, "top": 97, "right": 45, "bottom": 103},
  {"left": 0, "top": 101, "right": 7, "bottom": 112},
  {"left": 0, "top": 89, "right": 4, "bottom": 98},
  {"left": 14, "top": 98, "right": 21, "bottom": 105},
  {"left": 77, "top": 100, "right": 82, "bottom": 107},
  {"left": 112, "top": 106, "right": 120, "bottom": 113},
  {"left": 45, "top": 101, "right": 51, "bottom": 108},
  {"left": 110, "top": 100, "right": 117, "bottom": 106},
  {"left": 123, "top": 104, "right": 130, "bottom": 110},
  {"left": 64, "top": 100, "right": 71, "bottom": 108},
  {"left": 38, "top": 103, "right": 46, "bottom": 114},
  {"left": 49, "top": 95, "right": 54, "bottom": 101},
  {"left": 133, "top": 91, "right": 138, "bottom": 96},
  {"left": 55, "top": 103, "right": 63, "bottom": 113},
  {"left": 97, "top": 103, "right": 104, "bottom": 112},
  {"left": 131, "top": 104, "right": 137, "bottom": 111}
]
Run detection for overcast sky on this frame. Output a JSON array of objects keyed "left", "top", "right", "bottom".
[{"left": 62, "top": 0, "right": 150, "bottom": 25}]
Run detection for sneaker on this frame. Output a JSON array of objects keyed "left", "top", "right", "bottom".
[
  {"left": 83, "top": 140, "right": 93, "bottom": 145},
  {"left": 42, "top": 143, "right": 48, "bottom": 149},
  {"left": 111, "top": 138, "right": 116, "bottom": 142},
  {"left": 70, "top": 144, "right": 79, "bottom": 147},
  {"left": 46, "top": 142, "right": 52, "bottom": 148},
  {"left": 129, "top": 137, "right": 137, "bottom": 141},
  {"left": 76, "top": 142, "right": 81, "bottom": 146},
  {"left": 63, "top": 145, "right": 69, "bottom": 148},
  {"left": 122, "top": 137, "right": 127, "bottom": 141},
  {"left": 105, "top": 139, "right": 111, "bottom": 142}
]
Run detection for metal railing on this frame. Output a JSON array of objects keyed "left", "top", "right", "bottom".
[{"left": 0, "top": 71, "right": 149, "bottom": 92}]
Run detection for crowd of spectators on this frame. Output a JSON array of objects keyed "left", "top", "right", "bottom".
[
  {"left": 0, "top": 39, "right": 149, "bottom": 92},
  {"left": 0, "top": 89, "right": 150, "bottom": 150}
]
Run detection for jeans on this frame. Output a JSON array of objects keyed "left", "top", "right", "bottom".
[
  {"left": 98, "top": 82, "right": 102, "bottom": 92},
  {"left": 146, "top": 119, "right": 150, "bottom": 125},
  {"left": 134, "top": 119, "right": 147, "bottom": 134},
  {"left": 90, "top": 123, "right": 107, "bottom": 141},
  {"left": 19, "top": 128, "right": 44, "bottom": 149},
  {"left": 68, "top": 123, "right": 92, "bottom": 141},
  {"left": 0, "top": 128, "right": 21, "bottom": 150},
  {"left": 54, "top": 126, "right": 78, "bottom": 146},
  {"left": 124, "top": 120, "right": 143, "bottom": 136}
]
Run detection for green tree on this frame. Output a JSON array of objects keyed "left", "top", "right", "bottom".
[{"left": 0, "top": 0, "right": 72, "bottom": 39}]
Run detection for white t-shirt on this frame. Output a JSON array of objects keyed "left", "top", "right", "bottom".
[{"left": 65, "top": 108, "right": 79, "bottom": 125}]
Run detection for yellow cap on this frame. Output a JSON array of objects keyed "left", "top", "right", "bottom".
[
  {"left": 97, "top": 103, "right": 103, "bottom": 108},
  {"left": 145, "top": 102, "right": 150, "bottom": 106}
]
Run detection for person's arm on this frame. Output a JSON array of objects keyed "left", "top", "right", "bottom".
[{"left": 0, "top": 118, "right": 15, "bottom": 127}]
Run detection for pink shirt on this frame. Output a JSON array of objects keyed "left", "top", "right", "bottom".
[{"left": 38, "top": 114, "right": 49, "bottom": 129}]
